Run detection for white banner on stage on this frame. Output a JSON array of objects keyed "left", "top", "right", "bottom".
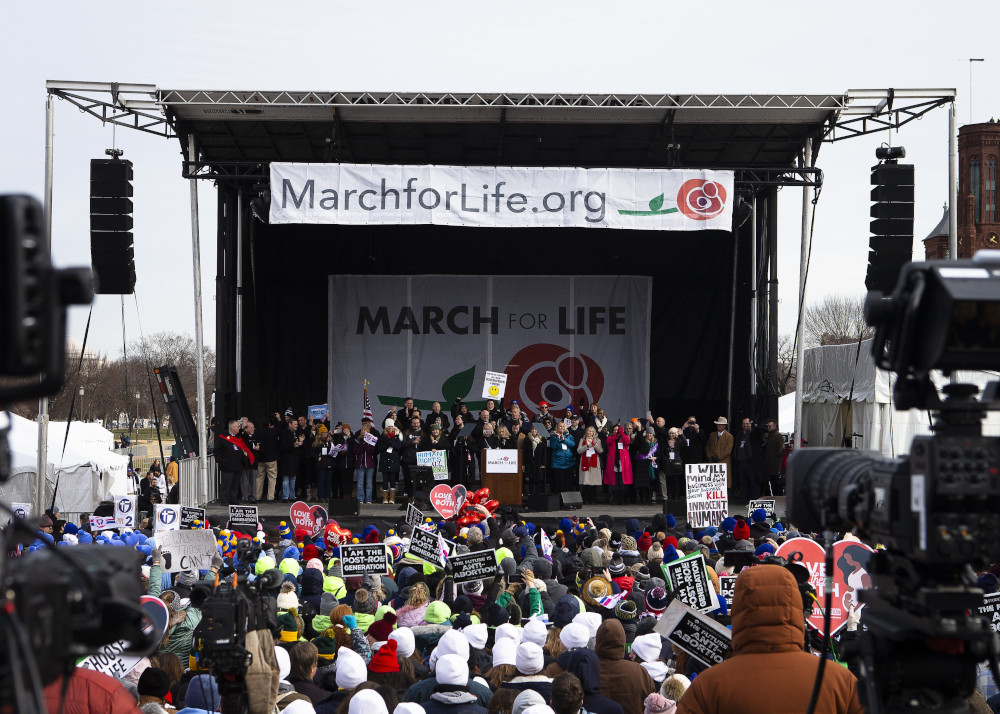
[
  {"left": 270, "top": 163, "right": 733, "bottom": 231},
  {"left": 328, "top": 275, "right": 651, "bottom": 423}
]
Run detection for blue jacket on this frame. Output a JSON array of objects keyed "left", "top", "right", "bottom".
[{"left": 549, "top": 433, "right": 576, "bottom": 469}]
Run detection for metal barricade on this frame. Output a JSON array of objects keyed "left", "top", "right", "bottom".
[{"left": 179, "top": 453, "right": 216, "bottom": 507}]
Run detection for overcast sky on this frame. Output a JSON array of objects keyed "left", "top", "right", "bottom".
[{"left": 2, "top": 1, "right": 997, "bottom": 360}]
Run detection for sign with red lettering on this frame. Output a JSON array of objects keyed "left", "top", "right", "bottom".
[
  {"left": 685, "top": 463, "right": 728, "bottom": 529},
  {"left": 430, "top": 484, "right": 467, "bottom": 519},
  {"left": 289, "top": 501, "right": 329, "bottom": 536},
  {"left": 776, "top": 537, "right": 874, "bottom": 636}
]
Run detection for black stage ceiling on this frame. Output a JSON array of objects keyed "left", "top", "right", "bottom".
[{"left": 46, "top": 84, "right": 956, "bottom": 429}]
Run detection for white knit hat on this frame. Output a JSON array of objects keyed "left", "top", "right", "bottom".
[
  {"left": 350, "top": 689, "right": 389, "bottom": 714},
  {"left": 464, "top": 623, "right": 488, "bottom": 650},
  {"left": 495, "top": 622, "right": 523, "bottom": 644},
  {"left": 276, "top": 581, "right": 299, "bottom": 611},
  {"left": 389, "top": 627, "right": 415, "bottom": 658},
  {"left": 631, "top": 633, "right": 662, "bottom": 663},
  {"left": 435, "top": 654, "right": 468, "bottom": 686},
  {"left": 559, "top": 623, "right": 589, "bottom": 650},
  {"left": 515, "top": 642, "right": 544, "bottom": 675},
  {"left": 492, "top": 638, "right": 517, "bottom": 667},
  {"left": 335, "top": 647, "right": 367, "bottom": 689},
  {"left": 522, "top": 619, "right": 547, "bottom": 647}
]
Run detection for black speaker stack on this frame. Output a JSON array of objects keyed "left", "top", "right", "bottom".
[{"left": 90, "top": 158, "right": 136, "bottom": 294}]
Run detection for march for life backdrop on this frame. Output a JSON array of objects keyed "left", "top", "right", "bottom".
[
  {"left": 270, "top": 163, "right": 734, "bottom": 231},
  {"left": 328, "top": 276, "right": 651, "bottom": 421}
]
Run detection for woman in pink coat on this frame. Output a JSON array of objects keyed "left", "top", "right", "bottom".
[{"left": 605, "top": 423, "right": 633, "bottom": 505}]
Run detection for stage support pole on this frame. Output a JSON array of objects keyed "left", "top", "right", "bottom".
[
  {"left": 725, "top": 217, "right": 739, "bottom": 421},
  {"left": 794, "top": 138, "right": 813, "bottom": 453},
  {"left": 767, "top": 188, "right": 779, "bottom": 421},
  {"left": 949, "top": 101, "right": 958, "bottom": 260},
  {"left": 36, "top": 93, "right": 55, "bottom": 516},
  {"left": 187, "top": 139, "right": 209, "bottom": 506}
]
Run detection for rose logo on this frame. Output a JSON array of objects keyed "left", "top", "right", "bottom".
[
  {"left": 677, "top": 179, "right": 726, "bottom": 220},
  {"left": 504, "top": 344, "right": 604, "bottom": 417}
]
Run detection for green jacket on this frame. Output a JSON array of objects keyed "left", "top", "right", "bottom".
[
  {"left": 323, "top": 575, "right": 347, "bottom": 598},
  {"left": 147, "top": 563, "right": 203, "bottom": 660}
]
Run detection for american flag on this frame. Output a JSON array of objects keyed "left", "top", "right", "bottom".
[{"left": 363, "top": 384, "right": 373, "bottom": 423}]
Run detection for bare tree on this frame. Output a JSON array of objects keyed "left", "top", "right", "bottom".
[
  {"left": 804, "top": 294, "right": 874, "bottom": 346},
  {"left": 777, "top": 333, "right": 796, "bottom": 395}
]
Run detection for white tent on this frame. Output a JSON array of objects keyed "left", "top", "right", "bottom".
[
  {"left": 797, "top": 339, "right": 1000, "bottom": 457},
  {"left": 3, "top": 414, "right": 131, "bottom": 513}
]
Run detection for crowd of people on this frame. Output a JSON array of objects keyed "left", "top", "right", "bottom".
[
  {"left": 20, "top": 502, "right": 900, "bottom": 714},
  {"left": 210, "top": 399, "right": 789, "bottom": 508}
]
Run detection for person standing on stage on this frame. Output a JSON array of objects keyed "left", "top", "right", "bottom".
[{"left": 549, "top": 420, "right": 576, "bottom": 493}]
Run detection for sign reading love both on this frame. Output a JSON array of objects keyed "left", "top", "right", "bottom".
[
  {"left": 289, "top": 501, "right": 329, "bottom": 536},
  {"left": 430, "top": 484, "right": 467, "bottom": 519}
]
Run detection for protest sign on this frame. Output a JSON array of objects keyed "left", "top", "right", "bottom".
[
  {"left": 308, "top": 403, "right": 330, "bottom": 422},
  {"left": 290, "top": 501, "right": 329, "bottom": 535},
  {"left": 484, "top": 449, "right": 518, "bottom": 474},
  {"left": 153, "top": 504, "right": 181, "bottom": 533},
  {"left": 407, "top": 527, "right": 445, "bottom": 567},
  {"left": 229, "top": 505, "right": 259, "bottom": 528},
  {"left": 156, "top": 529, "right": 219, "bottom": 573},
  {"left": 115, "top": 495, "right": 137, "bottom": 528},
  {"left": 9, "top": 502, "right": 31, "bottom": 523},
  {"left": 449, "top": 549, "right": 497, "bottom": 584},
  {"left": 776, "top": 537, "right": 874, "bottom": 636},
  {"left": 979, "top": 592, "right": 1000, "bottom": 633},
  {"left": 482, "top": 370, "right": 508, "bottom": 399},
  {"left": 89, "top": 515, "right": 118, "bottom": 531},
  {"left": 406, "top": 502, "right": 424, "bottom": 528},
  {"left": 340, "top": 543, "right": 391, "bottom": 576},
  {"left": 181, "top": 507, "right": 206, "bottom": 530},
  {"left": 417, "top": 449, "right": 449, "bottom": 481},
  {"left": 79, "top": 597, "right": 169, "bottom": 679},
  {"left": 665, "top": 553, "right": 718, "bottom": 613},
  {"left": 685, "top": 463, "right": 728, "bottom": 529},
  {"left": 430, "top": 483, "right": 467, "bottom": 519},
  {"left": 747, "top": 499, "right": 776, "bottom": 520},
  {"left": 718, "top": 574, "right": 736, "bottom": 612},
  {"left": 655, "top": 600, "right": 733, "bottom": 668}
]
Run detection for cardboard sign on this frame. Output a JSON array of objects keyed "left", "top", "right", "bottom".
[
  {"left": 449, "top": 548, "right": 497, "bottom": 584},
  {"left": 364, "top": 431, "right": 378, "bottom": 446},
  {"left": 665, "top": 553, "right": 718, "bottom": 613},
  {"left": 482, "top": 370, "right": 508, "bottom": 399},
  {"left": 9, "top": 502, "right": 31, "bottom": 523},
  {"left": 290, "top": 501, "right": 329, "bottom": 535},
  {"left": 406, "top": 502, "right": 424, "bottom": 528},
  {"left": 685, "top": 463, "right": 728, "bottom": 529},
  {"left": 308, "top": 403, "right": 330, "bottom": 422},
  {"left": 229, "top": 505, "right": 259, "bottom": 527},
  {"left": 156, "top": 529, "right": 219, "bottom": 573},
  {"left": 114, "top": 495, "right": 137, "bottom": 528},
  {"left": 416, "top": 450, "right": 450, "bottom": 481},
  {"left": 79, "top": 596, "right": 170, "bottom": 679},
  {"left": 484, "top": 448, "right": 518, "bottom": 474},
  {"left": 407, "top": 526, "right": 446, "bottom": 567},
  {"left": 655, "top": 600, "right": 733, "bottom": 668},
  {"left": 153, "top": 504, "right": 181, "bottom": 533},
  {"left": 340, "top": 543, "right": 392, "bottom": 576},
  {"left": 430, "top": 483, "right": 467, "bottom": 519},
  {"left": 978, "top": 592, "right": 1000, "bottom": 633},
  {"left": 90, "top": 515, "right": 118, "bottom": 531},
  {"left": 718, "top": 574, "right": 736, "bottom": 612},
  {"left": 747, "top": 499, "right": 776, "bottom": 520},
  {"left": 181, "top": 507, "right": 206, "bottom": 530},
  {"left": 775, "top": 537, "right": 874, "bottom": 636}
]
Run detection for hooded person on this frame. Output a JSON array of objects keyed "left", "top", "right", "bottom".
[
  {"left": 529, "top": 558, "right": 568, "bottom": 604},
  {"left": 417, "top": 653, "right": 488, "bottom": 714},
  {"left": 594, "top": 619, "right": 656, "bottom": 714},
  {"left": 630, "top": 633, "right": 668, "bottom": 686},
  {"left": 511, "top": 690, "right": 547, "bottom": 714},
  {"left": 301, "top": 564, "right": 326, "bottom": 613},
  {"left": 676, "top": 566, "right": 864, "bottom": 714}
]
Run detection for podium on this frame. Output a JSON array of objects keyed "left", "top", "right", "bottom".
[{"left": 481, "top": 448, "right": 522, "bottom": 506}]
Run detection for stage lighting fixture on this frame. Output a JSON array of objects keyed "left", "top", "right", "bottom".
[
  {"left": 250, "top": 190, "right": 270, "bottom": 223},
  {"left": 875, "top": 145, "right": 906, "bottom": 161}
]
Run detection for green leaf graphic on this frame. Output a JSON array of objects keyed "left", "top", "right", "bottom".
[
  {"left": 649, "top": 193, "right": 664, "bottom": 211},
  {"left": 441, "top": 365, "right": 476, "bottom": 404}
]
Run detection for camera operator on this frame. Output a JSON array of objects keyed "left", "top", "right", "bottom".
[{"left": 677, "top": 565, "right": 863, "bottom": 713}]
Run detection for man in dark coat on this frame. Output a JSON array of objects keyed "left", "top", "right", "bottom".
[
  {"left": 214, "top": 419, "right": 247, "bottom": 507},
  {"left": 762, "top": 418, "right": 785, "bottom": 495},
  {"left": 732, "top": 417, "right": 763, "bottom": 502}
]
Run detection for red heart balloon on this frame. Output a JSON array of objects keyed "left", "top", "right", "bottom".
[
  {"left": 456, "top": 514, "right": 478, "bottom": 527},
  {"left": 323, "top": 521, "right": 353, "bottom": 549},
  {"left": 474, "top": 487, "right": 491, "bottom": 505},
  {"left": 484, "top": 499, "right": 500, "bottom": 512}
]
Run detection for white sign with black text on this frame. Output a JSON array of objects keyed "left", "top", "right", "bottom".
[
  {"left": 665, "top": 553, "right": 719, "bottom": 613},
  {"left": 156, "top": 529, "right": 219, "bottom": 573},
  {"left": 482, "top": 370, "right": 508, "bottom": 399},
  {"left": 484, "top": 449, "right": 518, "bottom": 474},
  {"left": 685, "top": 463, "right": 728, "bottom": 529},
  {"left": 115, "top": 495, "right": 137, "bottom": 528},
  {"left": 340, "top": 543, "right": 392, "bottom": 576}
]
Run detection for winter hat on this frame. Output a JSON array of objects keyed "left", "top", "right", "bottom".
[
  {"left": 573, "top": 612, "right": 602, "bottom": 641},
  {"left": 559, "top": 622, "right": 589, "bottom": 650},
  {"left": 312, "top": 630, "right": 338, "bottom": 660},
  {"left": 496, "top": 623, "right": 523, "bottom": 644},
  {"left": 755, "top": 543, "right": 776, "bottom": 557},
  {"left": 464, "top": 623, "right": 489, "bottom": 650},
  {"left": 630, "top": 564, "right": 651, "bottom": 582},
  {"left": 531, "top": 558, "right": 553, "bottom": 580},
  {"left": 278, "top": 521, "right": 293, "bottom": 540},
  {"left": 621, "top": 535, "right": 638, "bottom": 552},
  {"left": 523, "top": 618, "right": 547, "bottom": 647},
  {"left": 336, "top": 647, "right": 367, "bottom": 689},
  {"left": 436, "top": 654, "right": 468, "bottom": 686},
  {"left": 432, "top": 629, "right": 471, "bottom": 669},
  {"left": 368, "top": 612, "right": 397, "bottom": 643},
  {"left": 662, "top": 545, "right": 679, "bottom": 564},
  {"left": 320, "top": 592, "right": 338, "bottom": 616},
  {"left": 389, "top": 627, "right": 415, "bottom": 658},
  {"left": 719, "top": 517, "right": 737, "bottom": 533},
  {"left": 665, "top": 513, "right": 676, "bottom": 530},
  {"left": 275, "top": 646, "right": 291, "bottom": 680},
  {"left": 615, "top": 599, "right": 638, "bottom": 623},
  {"left": 424, "top": 601, "right": 452, "bottom": 624},
  {"left": 462, "top": 579, "right": 484, "bottom": 595},
  {"left": 284, "top": 545, "right": 301, "bottom": 561},
  {"left": 63, "top": 522, "right": 79, "bottom": 536},
  {"left": 554, "top": 595, "right": 580, "bottom": 628},
  {"left": 647, "top": 543, "right": 664, "bottom": 561},
  {"left": 637, "top": 532, "right": 653, "bottom": 553},
  {"left": 186, "top": 675, "right": 221, "bottom": 711},
  {"left": 277, "top": 581, "right": 299, "bottom": 611},
  {"left": 493, "top": 637, "right": 517, "bottom": 666},
  {"left": 643, "top": 693, "right": 677, "bottom": 714},
  {"left": 302, "top": 544, "right": 320, "bottom": 562},
  {"left": 582, "top": 577, "right": 613, "bottom": 608},
  {"left": 645, "top": 587, "right": 668, "bottom": 614},
  {"left": 631, "top": 633, "right": 662, "bottom": 663},
  {"left": 255, "top": 555, "right": 277, "bottom": 577},
  {"left": 350, "top": 690, "right": 390, "bottom": 714},
  {"left": 368, "top": 638, "right": 400, "bottom": 673},
  {"left": 353, "top": 588, "right": 378, "bottom": 615},
  {"left": 137, "top": 667, "right": 170, "bottom": 698},
  {"left": 732, "top": 520, "right": 751, "bottom": 542},
  {"left": 609, "top": 556, "right": 627, "bottom": 577},
  {"left": 483, "top": 602, "right": 510, "bottom": 628},
  {"left": 515, "top": 642, "right": 544, "bottom": 675},
  {"left": 979, "top": 573, "right": 999, "bottom": 594},
  {"left": 512, "top": 691, "right": 547, "bottom": 714}
]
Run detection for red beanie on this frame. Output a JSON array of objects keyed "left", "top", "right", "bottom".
[
  {"left": 637, "top": 532, "right": 653, "bottom": 552},
  {"left": 664, "top": 536, "right": 678, "bottom": 550},
  {"left": 367, "top": 612, "right": 397, "bottom": 643},
  {"left": 368, "top": 638, "right": 400, "bottom": 673},
  {"left": 364, "top": 528, "right": 381, "bottom": 544},
  {"left": 302, "top": 544, "right": 320, "bottom": 562},
  {"left": 294, "top": 528, "right": 310, "bottom": 543},
  {"left": 733, "top": 520, "right": 751, "bottom": 541}
]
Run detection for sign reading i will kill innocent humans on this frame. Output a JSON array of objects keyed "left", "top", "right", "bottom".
[
  {"left": 686, "top": 463, "right": 728, "bottom": 529},
  {"left": 340, "top": 543, "right": 391, "bottom": 576}
]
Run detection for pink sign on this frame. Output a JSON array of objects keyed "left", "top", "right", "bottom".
[
  {"left": 289, "top": 501, "right": 329, "bottom": 536},
  {"left": 429, "top": 484, "right": 468, "bottom": 520}
]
